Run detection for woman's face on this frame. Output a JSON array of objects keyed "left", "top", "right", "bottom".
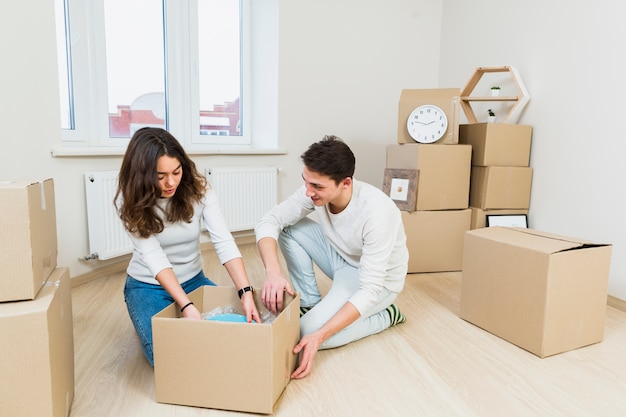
[{"left": 156, "top": 155, "right": 182, "bottom": 198}]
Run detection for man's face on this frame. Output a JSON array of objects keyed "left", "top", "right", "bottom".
[{"left": 302, "top": 166, "right": 348, "bottom": 207}]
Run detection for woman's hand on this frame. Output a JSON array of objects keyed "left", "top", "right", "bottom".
[
  {"left": 241, "top": 291, "right": 262, "bottom": 323},
  {"left": 181, "top": 303, "right": 202, "bottom": 320}
]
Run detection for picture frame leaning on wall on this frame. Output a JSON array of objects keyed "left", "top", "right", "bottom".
[{"left": 382, "top": 168, "right": 418, "bottom": 212}]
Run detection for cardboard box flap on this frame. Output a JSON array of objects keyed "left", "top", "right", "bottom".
[
  {"left": 469, "top": 227, "right": 611, "bottom": 255},
  {"left": 507, "top": 227, "right": 611, "bottom": 252}
]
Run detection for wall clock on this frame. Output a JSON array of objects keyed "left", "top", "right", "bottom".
[
  {"left": 397, "top": 88, "right": 460, "bottom": 144},
  {"left": 406, "top": 104, "right": 448, "bottom": 143}
]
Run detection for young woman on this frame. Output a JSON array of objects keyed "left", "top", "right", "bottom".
[{"left": 115, "top": 127, "right": 261, "bottom": 366}]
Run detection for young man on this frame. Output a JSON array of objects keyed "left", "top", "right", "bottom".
[{"left": 254, "top": 135, "right": 408, "bottom": 379}]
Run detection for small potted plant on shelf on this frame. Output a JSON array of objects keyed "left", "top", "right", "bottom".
[
  {"left": 487, "top": 109, "right": 496, "bottom": 123},
  {"left": 491, "top": 86, "right": 501, "bottom": 96}
]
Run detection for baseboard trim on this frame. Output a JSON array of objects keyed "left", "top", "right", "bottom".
[
  {"left": 608, "top": 295, "right": 626, "bottom": 313},
  {"left": 71, "top": 234, "right": 258, "bottom": 288},
  {"left": 71, "top": 251, "right": 626, "bottom": 314},
  {"left": 71, "top": 255, "right": 131, "bottom": 288}
]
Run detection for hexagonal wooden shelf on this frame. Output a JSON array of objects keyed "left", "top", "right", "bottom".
[{"left": 460, "top": 66, "right": 530, "bottom": 124}]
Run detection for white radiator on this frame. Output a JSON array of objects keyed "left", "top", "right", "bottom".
[
  {"left": 84, "top": 171, "right": 132, "bottom": 260},
  {"left": 206, "top": 166, "right": 278, "bottom": 232},
  {"left": 84, "top": 166, "right": 277, "bottom": 260}
]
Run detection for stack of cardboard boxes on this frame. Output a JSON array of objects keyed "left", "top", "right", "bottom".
[
  {"left": 459, "top": 123, "right": 533, "bottom": 229},
  {"left": 386, "top": 142, "right": 472, "bottom": 274},
  {"left": 0, "top": 179, "right": 74, "bottom": 417}
]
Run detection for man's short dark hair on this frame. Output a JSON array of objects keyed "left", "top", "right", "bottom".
[{"left": 300, "top": 135, "right": 355, "bottom": 184}]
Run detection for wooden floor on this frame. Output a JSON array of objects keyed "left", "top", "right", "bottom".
[{"left": 69, "top": 243, "right": 626, "bottom": 416}]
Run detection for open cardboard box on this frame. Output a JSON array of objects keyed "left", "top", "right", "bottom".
[
  {"left": 153, "top": 286, "right": 300, "bottom": 414},
  {"left": 460, "top": 227, "right": 612, "bottom": 358}
]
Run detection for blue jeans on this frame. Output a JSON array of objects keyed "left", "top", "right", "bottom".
[
  {"left": 279, "top": 218, "right": 397, "bottom": 349},
  {"left": 124, "top": 271, "right": 215, "bottom": 366}
]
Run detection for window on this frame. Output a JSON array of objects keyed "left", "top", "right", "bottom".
[{"left": 53, "top": 0, "right": 269, "bottom": 154}]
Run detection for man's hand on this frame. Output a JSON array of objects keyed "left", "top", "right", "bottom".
[
  {"left": 290, "top": 303, "right": 360, "bottom": 379},
  {"left": 262, "top": 272, "right": 295, "bottom": 314},
  {"left": 291, "top": 331, "right": 323, "bottom": 379},
  {"left": 257, "top": 237, "right": 296, "bottom": 313}
]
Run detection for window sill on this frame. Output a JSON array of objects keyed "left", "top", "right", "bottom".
[{"left": 51, "top": 146, "right": 288, "bottom": 157}]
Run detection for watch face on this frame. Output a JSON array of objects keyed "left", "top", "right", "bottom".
[{"left": 406, "top": 104, "right": 449, "bottom": 143}]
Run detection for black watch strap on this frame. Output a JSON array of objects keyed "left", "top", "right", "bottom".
[{"left": 238, "top": 286, "right": 253, "bottom": 299}]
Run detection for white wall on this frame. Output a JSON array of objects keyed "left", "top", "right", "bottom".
[
  {"left": 276, "top": 0, "right": 444, "bottom": 193},
  {"left": 9, "top": 1, "right": 622, "bottom": 301},
  {"left": 0, "top": 1, "right": 443, "bottom": 279},
  {"left": 439, "top": 0, "right": 626, "bottom": 300}
]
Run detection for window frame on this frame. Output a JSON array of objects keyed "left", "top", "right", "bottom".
[{"left": 55, "top": 0, "right": 256, "bottom": 154}]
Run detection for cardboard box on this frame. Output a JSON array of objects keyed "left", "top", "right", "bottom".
[
  {"left": 460, "top": 227, "right": 612, "bottom": 358},
  {"left": 459, "top": 123, "right": 533, "bottom": 167},
  {"left": 398, "top": 88, "right": 461, "bottom": 144},
  {"left": 402, "top": 209, "right": 471, "bottom": 273},
  {"left": 0, "top": 179, "right": 58, "bottom": 302},
  {"left": 0, "top": 267, "right": 74, "bottom": 417},
  {"left": 153, "top": 286, "right": 300, "bottom": 414},
  {"left": 387, "top": 144, "right": 471, "bottom": 211},
  {"left": 470, "top": 207, "right": 529, "bottom": 229},
  {"left": 469, "top": 166, "right": 532, "bottom": 209}
]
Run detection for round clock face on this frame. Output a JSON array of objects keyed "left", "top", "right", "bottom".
[{"left": 406, "top": 104, "right": 449, "bottom": 143}]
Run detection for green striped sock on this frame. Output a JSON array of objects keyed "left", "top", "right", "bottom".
[
  {"left": 386, "top": 304, "right": 406, "bottom": 327},
  {"left": 300, "top": 306, "right": 313, "bottom": 317}
]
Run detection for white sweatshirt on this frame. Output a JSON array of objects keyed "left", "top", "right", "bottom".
[
  {"left": 124, "top": 188, "right": 241, "bottom": 285},
  {"left": 255, "top": 179, "right": 408, "bottom": 314}
]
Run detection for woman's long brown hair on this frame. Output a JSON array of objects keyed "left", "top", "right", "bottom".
[{"left": 114, "top": 127, "right": 207, "bottom": 238}]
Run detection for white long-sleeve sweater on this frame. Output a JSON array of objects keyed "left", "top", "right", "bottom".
[
  {"left": 123, "top": 188, "right": 241, "bottom": 285},
  {"left": 255, "top": 179, "right": 408, "bottom": 314}
]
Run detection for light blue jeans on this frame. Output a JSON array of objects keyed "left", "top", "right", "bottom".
[
  {"left": 124, "top": 271, "right": 215, "bottom": 366},
  {"left": 279, "top": 218, "right": 397, "bottom": 349}
]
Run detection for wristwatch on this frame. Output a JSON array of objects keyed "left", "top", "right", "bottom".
[{"left": 238, "top": 286, "right": 254, "bottom": 299}]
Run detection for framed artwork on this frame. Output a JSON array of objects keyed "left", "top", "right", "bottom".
[
  {"left": 486, "top": 214, "right": 528, "bottom": 228},
  {"left": 382, "top": 168, "right": 418, "bottom": 211}
]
